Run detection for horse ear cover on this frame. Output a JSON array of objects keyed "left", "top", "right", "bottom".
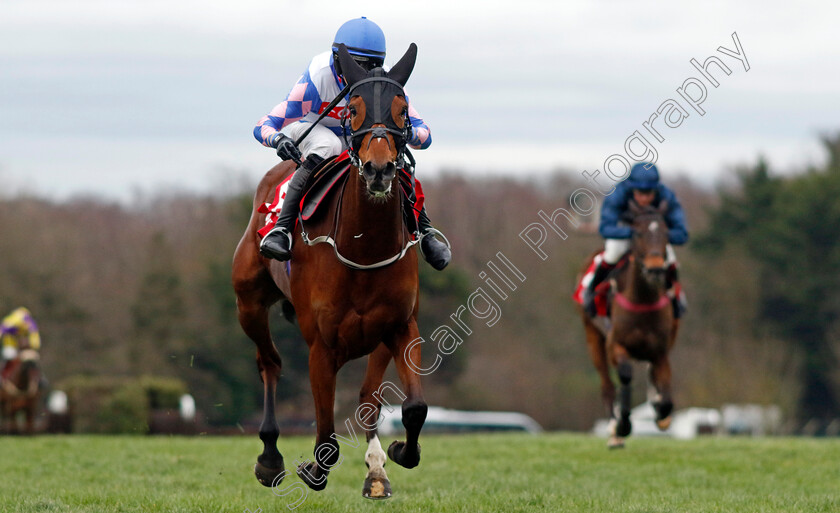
[
  {"left": 388, "top": 43, "right": 417, "bottom": 87},
  {"left": 336, "top": 43, "right": 367, "bottom": 86}
]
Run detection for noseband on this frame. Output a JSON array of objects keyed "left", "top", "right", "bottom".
[{"left": 341, "top": 74, "right": 412, "bottom": 170}]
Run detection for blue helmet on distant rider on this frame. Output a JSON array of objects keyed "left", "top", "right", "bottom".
[
  {"left": 626, "top": 162, "right": 660, "bottom": 190},
  {"left": 332, "top": 17, "right": 386, "bottom": 72}
]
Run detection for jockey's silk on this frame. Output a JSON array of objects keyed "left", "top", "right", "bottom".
[
  {"left": 255, "top": 51, "right": 432, "bottom": 150},
  {"left": 1, "top": 307, "right": 40, "bottom": 356}
]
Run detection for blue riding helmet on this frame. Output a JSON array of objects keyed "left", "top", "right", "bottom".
[
  {"left": 626, "top": 162, "right": 660, "bottom": 190},
  {"left": 332, "top": 17, "right": 386, "bottom": 69}
]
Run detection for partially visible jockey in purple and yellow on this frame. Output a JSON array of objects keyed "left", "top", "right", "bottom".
[
  {"left": 1, "top": 307, "right": 41, "bottom": 381},
  {"left": 253, "top": 16, "right": 450, "bottom": 270}
]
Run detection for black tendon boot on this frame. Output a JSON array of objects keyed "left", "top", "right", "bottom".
[
  {"left": 259, "top": 154, "right": 324, "bottom": 261},
  {"left": 417, "top": 206, "right": 451, "bottom": 271},
  {"left": 582, "top": 262, "right": 615, "bottom": 317}
]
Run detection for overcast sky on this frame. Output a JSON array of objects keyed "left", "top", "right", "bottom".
[{"left": 1, "top": 0, "right": 838, "bottom": 200}]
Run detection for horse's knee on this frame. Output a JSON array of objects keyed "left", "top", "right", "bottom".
[
  {"left": 401, "top": 400, "right": 428, "bottom": 432},
  {"left": 617, "top": 361, "right": 632, "bottom": 385}
]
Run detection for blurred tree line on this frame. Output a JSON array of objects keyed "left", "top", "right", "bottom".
[
  {"left": 1, "top": 136, "right": 838, "bottom": 430},
  {"left": 698, "top": 136, "right": 840, "bottom": 421}
]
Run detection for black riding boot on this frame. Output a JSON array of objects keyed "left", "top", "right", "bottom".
[
  {"left": 418, "top": 206, "right": 451, "bottom": 271},
  {"left": 583, "top": 261, "right": 614, "bottom": 317},
  {"left": 259, "top": 154, "right": 324, "bottom": 261}
]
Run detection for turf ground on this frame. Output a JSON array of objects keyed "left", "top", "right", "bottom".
[{"left": 0, "top": 433, "right": 838, "bottom": 512}]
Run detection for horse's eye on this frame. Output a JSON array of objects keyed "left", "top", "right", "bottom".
[{"left": 348, "top": 106, "right": 357, "bottom": 116}]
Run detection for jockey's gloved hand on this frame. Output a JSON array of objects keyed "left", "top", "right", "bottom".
[{"left": 270, "top": 133, "right": 302, "bottom": 164}]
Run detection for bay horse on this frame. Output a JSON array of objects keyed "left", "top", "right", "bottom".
[
  {"left": 232, "top": 43, "right": 427, "bottom": 499},
  {"left": 0, "top": 350, "right": 42, "bottom": 434},
  {"left": 578, "top": 200, "right": 679, "bottom": 448}
]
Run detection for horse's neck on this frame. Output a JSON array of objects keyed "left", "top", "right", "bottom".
[
  {"left": 337, "top": 170, "right": 404, "bottom": 252},
  {"left": 623, "top": 259, "right": 664, "bottom": 304}
]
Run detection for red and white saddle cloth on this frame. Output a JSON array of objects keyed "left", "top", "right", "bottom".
[{"left": 257, "top": 151, "right": 425, "bottom": 239}]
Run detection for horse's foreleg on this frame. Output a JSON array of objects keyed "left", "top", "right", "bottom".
[
  {"left": 609, "top": 341, "right": 633, "bottom": 441},
  {"left": 386, "top": 320, "right": 426, "bottom": 470},
  {"left": 297, "top": 342, "right": 338, "bottom": 491},
  {"left": 237, "top": 298, "right": 285, "bottom": 487},
  {"left": 359, "top": 344, "right": 392, "bottom": 499},
  {"left": 649, "top": 356, "right": 673, "bottom": 430}
]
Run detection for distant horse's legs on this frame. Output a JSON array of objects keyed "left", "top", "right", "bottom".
[
  {"left": 387, "top": 320, "right": 427, "bottom": 469},
  {"left": 236, "top": 298, "right": 285, "bottom": 487},
  {"left": 649, "top": 356, "right": 674, "bottom": 430},
  {"left": 297, "top": 341, "right": 339, "bottom": 491},
  {"left": 359, "top": 344, "right": 392, "bottom": 499},
  {"left": 24, "top": 363, "right": 39, "bottom": 434}
]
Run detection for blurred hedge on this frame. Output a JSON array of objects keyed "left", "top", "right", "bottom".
[{"left": 58, "top": 375, "right": 189, "bottom": 434}]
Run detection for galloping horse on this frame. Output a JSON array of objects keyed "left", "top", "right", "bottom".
[
  {"left": 0, "top": 351, "right": 42, "bottom": 434},
  {"left": 578, "top": 200, "right": 679, "bottom": 448},
  {"left": 232, "top": 43, "right": 427, "bottom": 498}
]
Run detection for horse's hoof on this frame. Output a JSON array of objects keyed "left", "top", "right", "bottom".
[
  {"left": 255, "top": 459, "right": 285, "bottom": 488},
  {"left": 616, "top": 417, "right": 632, "bottom": 438},
  {"left": 362, "top": 477, "right": 392, "bottom": 499},
  {"left": 656, "top": 416, "right": 672, "bottom": 431},
  {"left": 608, "top": 436, "right": 625, "bottom": 449},
  {"left": 387, "top": 440, "right": 421, "bottom": 469},
  {"left": 296, "top": 461, "right": 328, "bottom": 491}
]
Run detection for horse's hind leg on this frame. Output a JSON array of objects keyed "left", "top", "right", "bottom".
[
  {"left": 386, "top": 320, "right": 427, "bottom": 470},
  {"left": 359, "top": 344, "right": 393, "bottom": 499},
  {"left": 583, "top": 319, "right": 615, "bottom": 418},
  {"left": 649, "top": 356, "right": 674, "bottom": 430},
  {"left": 297, "top": 341, "right": 339, "bottom": 491},
  {"left": 236, "top": 295, "right": 285, "bottom": 487}
]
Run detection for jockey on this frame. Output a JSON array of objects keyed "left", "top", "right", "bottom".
[
  {"left": 582, "top": 162, "right": 689, "bottom": 317},
  {"left": 1, "top": 307, "right": 41, "bottom": 380},
  {"left": 254, "top": 16, "right": 451, "bottom": 270}
]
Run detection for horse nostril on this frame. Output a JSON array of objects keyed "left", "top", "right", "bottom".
[
  {"left": 385, "top": 162, "right": 396, "bottom": 178},
  {"left": 363, "top": 161, "right": 375, "bottom": 178}
]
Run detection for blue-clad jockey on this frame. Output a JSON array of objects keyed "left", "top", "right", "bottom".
[{"left": 582, "top": 162, "right": 689, "bottom": 317}]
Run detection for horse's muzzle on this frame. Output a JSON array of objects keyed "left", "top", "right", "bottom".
[
  {"left": 643, "top": 266, "right": 667, "bottom": 286},
  {"left": 363, "top": 161, "right": 397, "bottom": 196}
]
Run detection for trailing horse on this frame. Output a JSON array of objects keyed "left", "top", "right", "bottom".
[
  {"left": 0, "top": 350, "right": 43, "bottom": 434},
  {"left": 577, "top": 200, "right": 680, "bottom": 448},
  {"left": 232, "top": 43, "right": 428, "bottom": 499}
]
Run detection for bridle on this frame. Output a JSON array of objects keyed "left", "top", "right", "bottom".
[{"left": 340, "top": 73, "right": 412, "bottom": 171}]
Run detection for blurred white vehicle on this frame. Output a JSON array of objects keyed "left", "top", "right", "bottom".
[{"left": 378, "top": 406, "right": 543, "bottom": 436}]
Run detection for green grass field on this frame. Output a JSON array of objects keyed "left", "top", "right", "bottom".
[{"left": 0, "top": 433, "right": 838, "bottom": 512}]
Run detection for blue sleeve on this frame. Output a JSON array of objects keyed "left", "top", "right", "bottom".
[
  {"left": 405, "top": 94, "right": 432, "bottom": 150},
  {"left": 599, "top": 186, "right": 633, "bottom": 239},
  {"left": 660, "top": 186, "right": 689, "bottom": 245}
]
